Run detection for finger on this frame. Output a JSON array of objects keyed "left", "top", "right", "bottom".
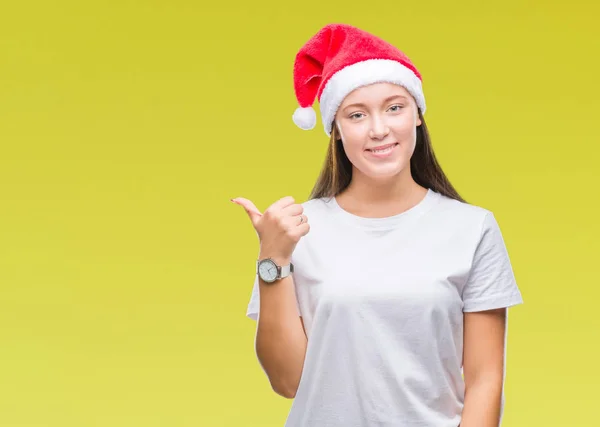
[
  {"left": 267, "top": 196, "right": 296, "bottom": 213},
  {"left": 296, "top": 214, "right": 308, "bottom": 226},
  {"left": 296, "top": 221, "right": 310, "bottom": 236},
  {"left": 282, "top": 213, "right": 308, "bottom": 229},
  {"left": 285, "top": 219, "right": 310, "bottom": 242},
  {"left": 282, "top": 203, "right": 304, "bottom": 217},
  {"left": 231, "top": 197, "right": 262, "bottom": 215},
  {"left": 231, "top": 197, "right": 262, "bottom": 226}
]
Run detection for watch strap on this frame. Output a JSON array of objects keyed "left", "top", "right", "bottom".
[{"left": 279, "top": 262, "right": 294, "bottom": 278}]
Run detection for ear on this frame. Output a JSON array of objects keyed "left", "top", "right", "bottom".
[
  {"left": 415, "top": 108, "right": 422, "bottom": 127},
  {"left": 332, "top": 121, "right": 342, "bottom": 140}
]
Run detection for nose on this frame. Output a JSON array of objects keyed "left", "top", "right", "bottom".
[{"left": 368, "top": 115, "right": 390, "bottom": 140}]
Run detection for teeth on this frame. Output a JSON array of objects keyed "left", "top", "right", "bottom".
[{"left": 370, "top": 144, "right": 395, "bottom": 153}]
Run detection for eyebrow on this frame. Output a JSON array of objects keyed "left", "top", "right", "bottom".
[{"left": 343, "top": 95, "right": 408, "bottom": 112}]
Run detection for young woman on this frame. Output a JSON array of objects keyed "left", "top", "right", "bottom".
[{"left": 233, "top": 23, "right": 524, "bottom": 427}]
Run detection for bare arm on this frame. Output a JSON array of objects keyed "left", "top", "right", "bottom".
[
  {"left": 255, "top": 254, "right": 307, "bottom": 399},
  {"left": 232, "top": 196, "right": 310, "bottom": 399},
  {"left": 460, "top": 307, "right": 507, "bottom": 427}
]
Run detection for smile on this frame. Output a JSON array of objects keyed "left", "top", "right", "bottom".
[{"left": 365, "top": 143, "right": 399, "bottom": 157}]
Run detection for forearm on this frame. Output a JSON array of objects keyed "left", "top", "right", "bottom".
[
  {"left": 460, "top": 377, "right": 503, "bottom": 427},
  {"left": 255, "top": 255, "right": 307, "bottom": 399}
]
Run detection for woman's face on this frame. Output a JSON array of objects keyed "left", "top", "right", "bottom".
[{"left": 334, "top": 82, "right": 422, "bottom": 181}]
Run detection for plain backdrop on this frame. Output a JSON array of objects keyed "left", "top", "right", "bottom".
[{"left": 1, "top": 1, "right": 599, "bottom": 426}]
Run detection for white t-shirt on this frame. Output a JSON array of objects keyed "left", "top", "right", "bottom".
[{"left": 246, "top": 188, "right": 524, "bottom": 427}]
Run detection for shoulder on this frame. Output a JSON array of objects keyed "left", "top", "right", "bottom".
[
  {"left": 300, "top": 196, "right": 333, "bottom": 209},
  {"left": 425, "top": 191, "right": 509, "bottom": 249},
  {"left": 432, "top": 190, "right": 494, "bottom": 230},
  {"left": 299, "top": 196, "right": 336, "bottom": 219}
]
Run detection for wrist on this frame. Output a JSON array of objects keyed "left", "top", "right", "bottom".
[{"left": 258, "top": 252, "right": 292, "bottom": 266}]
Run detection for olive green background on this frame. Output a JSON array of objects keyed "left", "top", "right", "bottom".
[{"left": 1, "top": 1, "right": 598, "bottom": 426}]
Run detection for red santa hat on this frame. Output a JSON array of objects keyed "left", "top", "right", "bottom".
[{"left": 292, "top": 23, "right": 426, "bottom": 136}]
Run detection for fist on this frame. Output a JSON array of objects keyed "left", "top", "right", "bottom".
[{"left": 232, "top": 196, "right": 310, "bottom": 262}]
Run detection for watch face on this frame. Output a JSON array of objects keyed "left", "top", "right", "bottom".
[{"left": 258, "top": 259, "right": 278, "bottom": 283}]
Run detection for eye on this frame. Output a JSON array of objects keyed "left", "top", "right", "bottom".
[
  {"left": 349, "top": 112, "right": 365, "bottom": 120},
  {"left": 388, "top": 104, "right": 404, "bottom": 112}
]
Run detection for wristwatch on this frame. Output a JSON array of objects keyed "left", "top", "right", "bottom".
[{"left": 256, "top": 258, "right": 294, "bottom": 283}]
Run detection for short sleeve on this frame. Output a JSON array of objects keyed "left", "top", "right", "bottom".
[
  {"left": 246, "top": 275, "right": 302, "bottom": 320},
  {"left": 246, "top": 276, "right": 261, "bottom": 320},
  {"left": 462, "top": 211, "right": 524, "bottom": 312}
]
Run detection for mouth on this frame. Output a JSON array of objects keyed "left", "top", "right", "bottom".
[{"left": 365, "top": 142, "right": 399, "bottom": 157}]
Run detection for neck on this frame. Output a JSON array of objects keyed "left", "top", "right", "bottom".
[
  {"left": 336, "top": 167, "right": 428, "bottom": 218},
  {"left": 348, "top": 167, "right": 423, "bottom": 201}
]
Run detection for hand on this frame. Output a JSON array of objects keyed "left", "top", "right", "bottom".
[{"left": 231, "top": 196, "right": 310, "bottom": 263}]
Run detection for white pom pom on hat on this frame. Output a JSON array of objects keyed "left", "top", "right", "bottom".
[
  {"left": 292, "top": 106, "right": 317, "bottom": 130},
  {"left": 292, "top": 23, "right": 426, "bottom": 136}
]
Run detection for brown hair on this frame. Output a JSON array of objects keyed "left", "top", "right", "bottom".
[{"left": 308, "top": 109, "right": 466, "bottom": 203}]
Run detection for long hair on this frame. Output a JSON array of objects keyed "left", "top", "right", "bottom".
[{"left": 308, "top": 109, "right": 466, "bottom": 203}]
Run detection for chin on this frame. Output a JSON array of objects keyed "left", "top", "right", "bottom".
[{"left": 360, "top": 163, "right": 407, "bottom": 180}]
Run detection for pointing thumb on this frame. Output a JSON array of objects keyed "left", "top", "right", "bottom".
[{"left": 231, "top": 197, "right": 262, "bottom": 225}]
